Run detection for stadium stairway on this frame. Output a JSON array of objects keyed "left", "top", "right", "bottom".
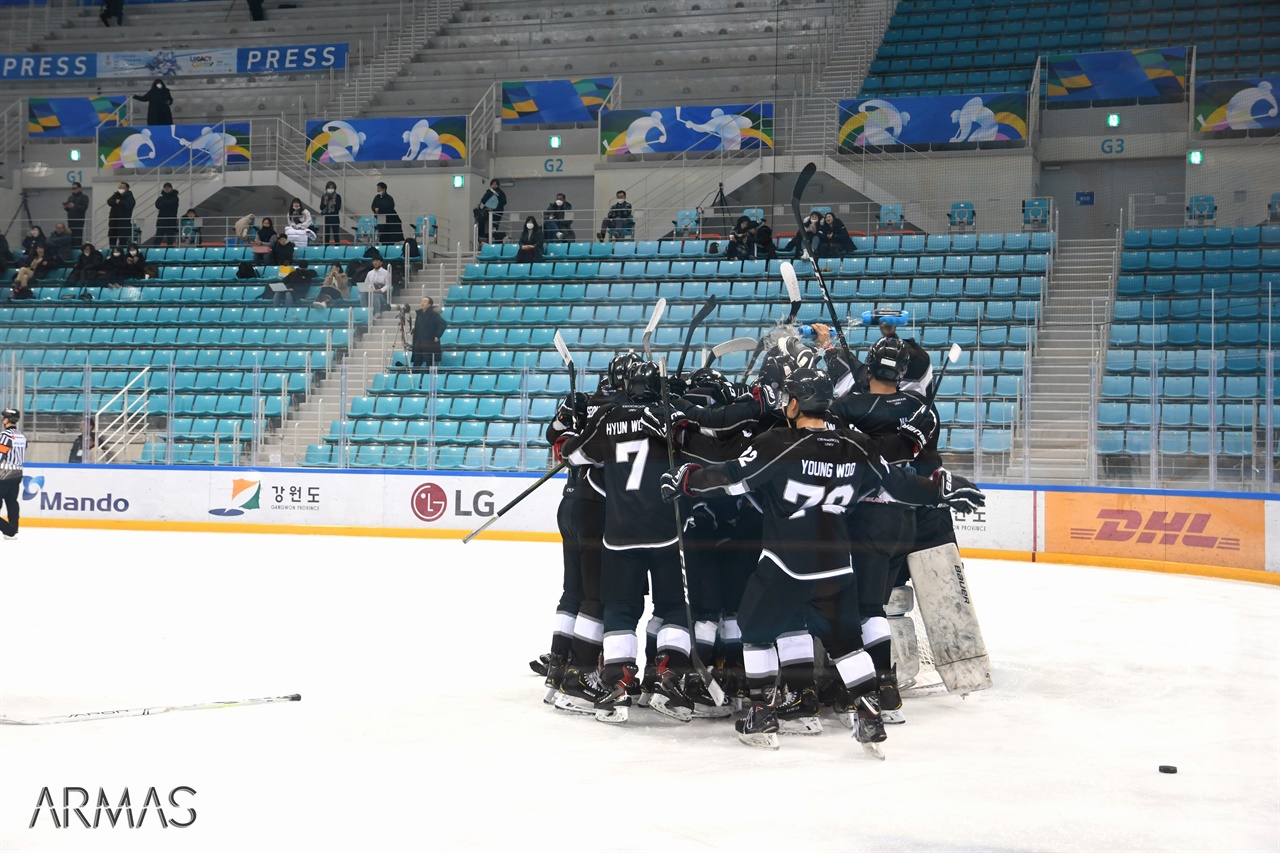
[{"left": 1016, "top": 237, "right": 1114, "bottom": 482}]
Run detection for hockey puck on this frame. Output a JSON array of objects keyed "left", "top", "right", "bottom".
[{"left": 1158, "top": 765, "right": 1177, "bottom": 774}]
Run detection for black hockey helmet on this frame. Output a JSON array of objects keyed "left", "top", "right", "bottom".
[
  {"left": 866, "top": 335, "right": 909, "bottom": 383},
  {"left": 0, "top": 407, "right": 17, "bottom": 423},
  {"left": 783, "top": 367, "right": 835, "bottom": 415},
  {"left": 625, "top": 360, "right": 663, "bottom": 403},
  {"left": 757, "top": 348, "right": 797, "bottom": 393},
  {"left": 607, "top": 351, "right": 642, "bottom": 391},
  {"left": 686, "top": 367, "right": 736, "bottom": 406}
]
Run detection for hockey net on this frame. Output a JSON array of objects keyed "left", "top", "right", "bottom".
[{"left": 893, "top": 584, "right": 947, "bottom": 695}]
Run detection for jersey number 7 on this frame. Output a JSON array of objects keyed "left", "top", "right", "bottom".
[
  {"left": 616, "top": 439, "right": 650, "bottom": 491},
  {"left": 783, "top": 479, "right": 855, "bottom": 512}
]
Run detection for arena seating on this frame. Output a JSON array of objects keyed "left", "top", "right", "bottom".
[
  {"left": 862, "top": 0, "right": 1280, "bottom": 99},
  {"left": 301, "top": 233, "right": 1051, "bottom": 469}
]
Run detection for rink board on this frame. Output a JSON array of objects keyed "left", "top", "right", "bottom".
[{"left": 12, "top": 464, "right": 1280, "bottom": 579}]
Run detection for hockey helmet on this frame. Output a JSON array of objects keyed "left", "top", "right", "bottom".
[
  {"left": 606, "top": 351, "right": 642, "bottom": 391},
  {"left": 783, "top": 367, "right": 835, "bottom": 415},
  {"left": 866, "top": 335, "right": 909, "bottom": 383},
  {"left": 757, "top": 348, "right": 797, "bottom": 393},
  {"left": 0, "top": 407, "right": 17, "bottom": 424},
  {"left": 686, "top": 367, "right": 736, "bottom": 406},
  {"left": 625, "top": 360, "right": 663, "bottom": 403}
]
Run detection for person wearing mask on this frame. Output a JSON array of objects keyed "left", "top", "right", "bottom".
[
  {"left": 181, "top": 208, "right": 201, "bottom": 245},
  {"left": 133, "top": 80, "right": 174, "bottom": 126},
  {"left": 783, "top": 211, "right": 822, "bottom": 259},
  {"left": 287, "top": 198, "right": 314, "bottom": 230},
  {"left": 476, "top": 178, "right": 507, "bottom": 242},
  {"left": 515, "top": 215, "right": 543, "bottom": 262},
  {"left": 154, "top": 182, "right": 180, "bottom": 246},
  {"left": 543, "top": 193, "right": 574, "bottom": 242},
  {"left": 371, "top": 182, "right": 404, "bottom": 243},
  {"left": 107, "top": 182, "right": 135, "bottom": 248},
  {"left": 271, "top": 232, "right": 295, "bottom": 266},
  {"left": 67, "top": 243, "right": 105, "bottom": 286},
  {"left": 62, "top": 182, "right": 89, "bottom": 242},
  {"left": 311, "top": 262, "right": 349, "bottom": 308},
  {"left": 599, "top": 190, "right": 634, "bottom": 241},
  {"left": 725, "top": 215, "right": 757, "bottom": 261},
  {"left": 817, "top": 212, "right": 854, "bottom": 257},
  {"left": 359, "top": 256, "right": 390, "bottom": 314},
  {"left": 102, "top": 245, "right": 129, "bottom": 287},
  {"left": 319, "top": 182, "right": 342, "bottom": 245},
  {"left": 256, "top": 216, "right": 276, "bottom": 247},
  {"left": 122, "top": 243, "right": 147, "bottom": 280},
  {"left": 11, "top": 244, "right": 51, "bottom": 299},
  {"left": 410, "top": 296, "right": 447, "bottom": 372}
]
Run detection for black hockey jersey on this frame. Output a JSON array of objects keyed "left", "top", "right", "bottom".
[
  {"left": 829, "top": 389, "right": 927, "bottom": 465},
  {"left": 682, "top": 426, "right": 943, "bottom": 579}
]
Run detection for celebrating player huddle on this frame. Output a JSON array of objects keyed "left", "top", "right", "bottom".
[{"left": 529, "top": 322, "right": 990, "bottom": 756}]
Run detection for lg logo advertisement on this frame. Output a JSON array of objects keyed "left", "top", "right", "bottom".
[{"left": 410, "top": 482, "right": 495, "bottom": 524}]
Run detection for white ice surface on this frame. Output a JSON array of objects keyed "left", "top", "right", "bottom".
[{"left": 1, "top": 529, "right": 1278, "bottom": 853}]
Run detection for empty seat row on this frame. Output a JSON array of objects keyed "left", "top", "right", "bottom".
[
  {"left": 139, "top": 244, "right": 403, "bottom": 264},
  {"left": 0, "top": 304, "right": 361, "bottom": 327},
  {"left": 1106, "top": 348, "right": 1269, "bottom": 375},
  {"left": 0, "top": 286, "right": 365, "bottom": 309},
  {"left": 937, "top": 400, "right": 1020, "bottom": 424},
  {"left": 326, "top": 418, "right": 551, "bottom": 447},
  {"left": 348, "top": 394, "right": 564, "bottom": 422},
  {"left": 1113, "top": 297, "right": 1279, "bottom": 322},
  {"left": 1120, "top": 249, "right": 1280, "bottom": 273},
  {"left": 22, "top": 393, "right": 290, "bottom": 418},
  {"left": 30, "top": 370, "right": 304, "bottom": 395},
  {"left": 0, "top": 325, "right": 345, "bottom": 349},
  {"left": 1116, "top": 271, "right": 1277, "bottom": 297},
  {"left": 1124, "top": 226, "right": 1280, "bottom": 249},
  {"left": 301, "top": 443, "right": 553, "bottom": 471},
  {"left": 1098, "top": 402, "right": 1274, "bottom": 429},
  {"left": 1096, "top": 429, "right": 1264, "bottom": 457},
  {"left": 137, "top": 443, "right": 240, "bottom": 466},
  {"left": 936, "top": 427, "right": 1016, "bottom": 454},
  {"left": 1109, "top": 322, "right": 1279, "bottom": 348},
  {"left": 10, "top": 348, "right": 328, "bottom": 370},
  {"left": 1100, "top": 374, "right": 1275, "bottom": 400}
]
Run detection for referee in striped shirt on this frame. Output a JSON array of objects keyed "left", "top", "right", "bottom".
[{"left": 0, "top": 407, "right": 25, "bottom": 540}]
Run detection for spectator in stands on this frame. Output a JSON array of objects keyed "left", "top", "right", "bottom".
[
  {"left": 477, "top": 179, "right": 507, "bottom": 243},
  {"left": 271, "top": 232, "right": 295, "bottom": 266},
  {"left": 817, "top": 212, "right": 854, "bottom": 257},
  {"left": 154, "top": 182, "right": 180, "bottom": 246},
  {"left": 99, "top": 0, "right": 123, "bottom": 27},
  {"left": 0, "top": 234, "right": 13, "bottom": 277},
  {"left": 102, "top": 246, "right": 129, "bottom": 287},
  {"left": 276, "top": 261, "right": 317, "bottom": 307},
  {"left": 107, "top": 181, "right": 135, "bottom": 248},
  {"left": 311, "top": 263, "right": 349, "bottom": 308},
  {"left": 319, "top": 182, "right": 342, "bottom": 245},
  {"left": 782, "top": 210, "right": 822, "bottom": 258},
  {"left": 67, "top": 243, "right": 105, "bottom": 286},
  {"left": 755, "top": 219, "right": 775, "bottom": 259},
  {"left": 180, "top": 208, "right": 200, "bottom": 245},
  {"left": 133, "top": 80, "right": 173, "bottom": 126},
  {"left": 287, "top": 198, "right": 314, "bottom": 230},
  {"left": 371, "top": 182, "right": 404, "bottom": 243},
  {"left": 599, "top": 190, "right": 634, "bottom": 241},
  {"left": 21, "top": 226, "right": 45, "bottom": 259},
  {"left": 725, "top": 215, "right": 758, "bottom": 260},
  {"left": 411, "top": 296, "right": 447, "bottom": 371},
  {"left": 122, "top": 242, "right": 147, "bottom": 280},
  {"left": 47, "top": 223, "right": 78, "bottom": 260},
  {"left": 515, "top": 215, "right": 544, "bottom": 262},
  {"left": 256, "top": 216, "right": 276, "bottom": 247},
  {"left": 10, "top": 244, "right": 52, "bottom": 299},
  {"left": 543, "top": 192, "right": 574, "bottom": 242},
  {"left": 285, "top": 220, "right": 317, "bottom": 249},
  {"left": 247, "top": 0, "right": 265, "bottom": 20},
  {"left": 359, "top": 256, "right": 391, "bottom": 314},
  {"left": 62, "top": 182, "right": 88, "bottom": 242},
  {"left": 68, "top": 423, "right": 94, "bottom": 464}
]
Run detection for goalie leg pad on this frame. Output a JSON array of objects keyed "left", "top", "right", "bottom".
[
  {"left": 906, "top": 543, "right": 993, "bottom": 694},
  {"left": 888, "top": 615, "right": 921, "bottom": 683}
]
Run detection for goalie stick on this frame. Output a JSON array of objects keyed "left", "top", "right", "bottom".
[
  {"left": 641, "top": 297, "right": 667, "bottom": 362},
  {"left": 790, "top": 162, "right": 853, "bottom": 364},
  {"left": 674, "top": 294, "right": 718, "bottom": 377},
  {"left": 658, "top": 357, "right": 727, "bottom": 709},
  {"left": 0, "top": 693, "right": 301, "bottom": 726}
]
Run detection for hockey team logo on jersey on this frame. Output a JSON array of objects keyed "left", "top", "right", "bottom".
[
  {"left": 411, "top": 483, "right": 448, "bottom": 523},
  {"left": 208, "top": 477, "right": 261, "bottom": 517}
]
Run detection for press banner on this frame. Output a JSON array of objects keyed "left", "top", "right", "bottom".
[
  {"left": 600, "top": 103, "right": 773, "bottom": 154},
  {"left": 1194, "top": 77, "right": 1280, "bottom": 132},
  {"left": 305, "top": 116, "right": 468, "bottom": 163},
  {"left": 501, "top": 77, "right": 614, "bottom": 125},
  {"left": 1043, "top": 490, "right": 1267, "bottom": 571},
  {"left": 836, "top": 91, "right": 1028, "bottom": 149},
  {"left": 98, "top": 123, "right": 251, "bottom": 168},
  {"left": 28, "top": 96, "right": 126, "bottom": 138},
  {"left": 1, "top": 44, "right": 346, "bottom": 80},
  {"left": 1046, "top": 46, "right": 1187, "bottom": 102}
]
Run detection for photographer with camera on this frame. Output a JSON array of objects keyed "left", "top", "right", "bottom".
[{"left": 410, "top": 296, "right": 447, "bottom": 372}]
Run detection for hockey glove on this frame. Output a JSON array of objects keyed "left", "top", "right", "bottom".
[
  {"left": 752, "top": 383, "right": 785, "bottom": 414},
  {"left": 638, "top": 405, "right": 670, "bottom": 440},
  {"left": 932, "top": 468, "right": 985, "bottom": 514},
  {"left": 898, "top": 404, "right": 939, "bottom": 455},
  {"left": 684, "top": 500, "right": 718, "bottom": 532},
  {"left": 552, "top": 433, "right": 575, "bottom": 464},
  {"left": 659, "top": 463, "right": 703, "bottom": 504}
]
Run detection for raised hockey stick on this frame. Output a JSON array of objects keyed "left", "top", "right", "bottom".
[
  {"left": 738, "top": 259, "right": 806, "bottom": 383},
  {"left": 462, "top": 461, "right": 567, "bottom": 543},
  {"left": 0, "top": 693, "right": 300, "bottom": 726},
  {"left": 674, "top": 294, "right": 718, "bottom": 377},
  {"left": 704, "top": 336, "right": 758, "bottom": 369},
  {"left": 641, "top": 296, "right": 667, "bottom": 361},
  {"left": 926, "top": 343, "right": 962, "bottom": 405},
  {"left": 790, "top": 162, "right": 853, "bottom": 364},
  {"left": 553, "top": 330, "right": 578, "bottom": 427},
  {"left": 658, "top": 357, "right": 727, "bottom": 708}
]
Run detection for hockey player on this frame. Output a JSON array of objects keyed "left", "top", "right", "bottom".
[
  {"left": 559, "top": 359, "right": 699, "bottom": 723},
  {"left": 661, "top": 368, "right": 985, "bottom": 752}
]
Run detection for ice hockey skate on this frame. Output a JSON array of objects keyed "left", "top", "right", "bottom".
[
  {"left": 878, "top": 666, "right": 905, "bottom": 725},
  {"left": 636, "top": 663, "right": 657, "bottom": 707},
  {"left": 735, "top": 699, "right": 780, "bottom": 750},
  {"left": 541, "top": 653, "right": 566, "bottom": 705},
  {"left": 529, "top": 653, "right": 552, "bottom": 677},
  {"left": 646, "top": 655, "right": 693, "bottom": 722},
  {"left": 853, "top": 694, "right": 887, "bottom": 760},
  {"left": 594, "top": 664, "right": 639, "bottom": 723},
  {"left": 776, "top": 685, "right": 823, "bottom": 735},
  {"left": 555, "top": 664, "right": 608, "bottom": 715},
  {"left": 685, "top": 672, "right": 732, "bottom": 719}
]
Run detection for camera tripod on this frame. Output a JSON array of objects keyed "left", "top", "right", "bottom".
[{"left": 4, "top": 190, "right": 34, "bottom": 244}]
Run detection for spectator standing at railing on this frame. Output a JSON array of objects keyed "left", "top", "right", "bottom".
[
  {"left": 63, "top": 182, "right": 88, "bottom": 242},
  {"left": 515, "top": 216, "right": 544, "bottom": 262},
  {"left": 247, "top": 0, "right": 265, "bottom": 20},
  {"left": 543, "top": 193, "right": 575, "bottom": 242},
  {"left": 99, "top": 0, "right": 124, "bottom": 27},
  {"left": 154, "top": 182, "right": 180, "bottom": 246},
  {"left": 477, "top": 178, "right": 507, "bottom": 242},
  {"left": 133, "top": 80, "right": 173, "bottom": 126},
  {"left": 371, "top": 182, "right": 404, "bottom": 244},
  {"left": 411, "top": 296, "right": 447, "bottom": 371},
  {"left": 107, "top": 181, "right": 135, "bottom": 248},
  {"left": 359, "top": 256, "right": 390, "bottom": 314},
  {"left": 319, "top": 182, "right": 342, "bottom": 245}
]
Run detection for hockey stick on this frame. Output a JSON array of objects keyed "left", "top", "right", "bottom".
[
  {"left": 553, "top": 330, "right": 578, "bottom": 428},
  {"left": 641, "top": 296, "right": 667, "bottom": 361},
  {"left": 674, "top": 294, "right": 718, "bottom": 377},
  {"left": 0, "top": 693, "right": 300, "bottom": 726},
  {"left": 790, "top": 162, "right": 853, "bottom": 364},
  {"left": 926, "top": 343, "right": 962, "bottom": 405},
  {"left": 658, "top": 357, "right": 727, "bottom": 708},
  {"left": 462, "top": 461, "right": 567, "bottom": 543},
  {"left": 738, "top": 259, "right": 807, "bottom": 383},
  {"left": 704, "top": 336, "right": 758, "bottom": 369}
]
